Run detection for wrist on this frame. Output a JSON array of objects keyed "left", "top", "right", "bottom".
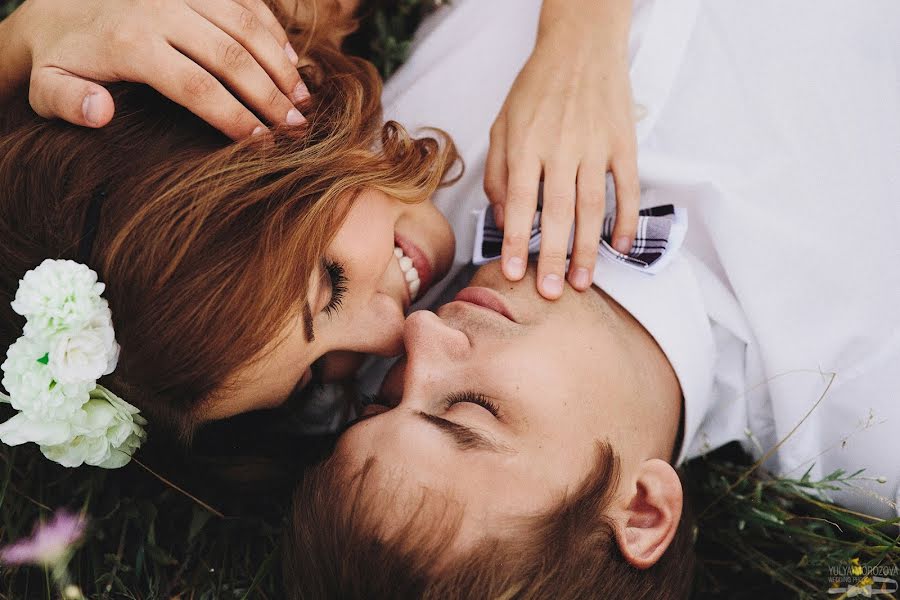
[
  {"left": 0, "top": 3, "right": 35, "bottom": 101},
  {"left": 536, "top": 0, "right": 631, "bottom": 59}
]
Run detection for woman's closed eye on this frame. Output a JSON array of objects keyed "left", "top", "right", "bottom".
[
  {"left": 323, "top": 258, "right": 347, "bottom": 317},
  {"left": 443, "top": 391, "right": 502, "bottom": 419},
  {"left": 291, "top": 262, "right": 347, "bottom": 401}
]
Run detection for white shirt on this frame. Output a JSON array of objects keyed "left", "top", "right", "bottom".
[{"left": 374, "top": 0, "right": 900, "bottom": 519}]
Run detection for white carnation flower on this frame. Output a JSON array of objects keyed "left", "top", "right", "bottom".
[
  {"left": 1, "top": 337, "right": 91, "bottom": 421},
  {"left": 11, "top": 260, "right": 107, "bottom": 340},
  {"left": 2, "top": 259, "right": 144, "bottom": 470},
  {"left": 40, "top": 386, "right": 147, "bottom": 469},
  {"left": 0, "top": 412, "right": 73, "bottom": 447},
  {"left": 49, "top": 310, "right": 120, "bottom": 384}
]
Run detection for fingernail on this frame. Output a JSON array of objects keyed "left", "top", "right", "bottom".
[
  {"left": 571, "top": 267, "right": 591, "bottom": 289},
  {"left": 504, "top": 256, "right": 525, "bottom": 280},
  {"left": 492, "top": 204, "right": 504, "bottom": 228},
  {"left": 251, "top": 126, "right": 266, "bottom": 136},
  {"left": 613, "top": 235, "right": 632, "bottom": 254},
  {"left": 284, "top": 42, "right": 300, "bottom": 65},
  {"left": 82, "top": 93, "right": 102, "bottom": 126},
  {"left": 542, "top": 274, "right": 563, "bottom": 297},
  {"left": 286, "top": 108, "right": 306, "bottom": 125},
  {"left": 290, "top": 80, "right": 310, "bottom": 104}
]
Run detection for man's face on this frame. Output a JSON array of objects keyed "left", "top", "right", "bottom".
[{"left": 334, "top": 261, "right": 681, "bottom": 549}]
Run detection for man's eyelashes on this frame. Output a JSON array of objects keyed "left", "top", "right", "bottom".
[
  {"left": 357, "top": 391, "right": 501, "bottom": 418},
  {"left": 443, "top": 391, "right": 501, "bottom": 418}
]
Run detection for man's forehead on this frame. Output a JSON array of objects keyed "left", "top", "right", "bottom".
[
  {"left": 337, "top": 451, "right": 459, "bottom": 522},
  {"left": 339, "top": 451, "right": 532, "bottom": 552}
]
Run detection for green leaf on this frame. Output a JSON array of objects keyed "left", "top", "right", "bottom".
[
  {"left": 36, "top": 353, "right": 49, "bottom": 365},
  {"left": 750, "top": 506, "right": 785, "bottom": 525}
]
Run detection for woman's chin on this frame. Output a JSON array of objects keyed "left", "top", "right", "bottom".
[{"left": 319, "top": 351, "right": 368, "bottom": 381}]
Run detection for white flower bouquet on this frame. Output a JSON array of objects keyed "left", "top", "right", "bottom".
[{"left": 0, "top": 260, "right": 146, "bottom": 468}]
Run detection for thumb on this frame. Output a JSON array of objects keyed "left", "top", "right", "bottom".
[{"left": 29, "top": 67, "right": 115, "bottom": 127}]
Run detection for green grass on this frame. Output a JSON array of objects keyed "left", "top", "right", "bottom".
[
  {"left": 347, "top": 0, "right": 442, "bottom": 78},
  {"left": 686, "top": 444, "right": 899, "bottom": 599},
  {"left": 0, "top": 1, "right": 19, "bottom": 20},
  {"left": 0, "top": 443, "right": 288, "bottom": 598}
]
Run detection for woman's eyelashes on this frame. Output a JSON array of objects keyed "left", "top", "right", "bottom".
[
  {"left": 322, "top": 259, "right": 347, "bottom": 317},
  {"left": 443, "top": 391, "right": 501, "bottom": 419}
]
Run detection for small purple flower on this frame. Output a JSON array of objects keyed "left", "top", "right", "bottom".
[{"left": 0, "top": 509, "right": 86, "bottom": 566}]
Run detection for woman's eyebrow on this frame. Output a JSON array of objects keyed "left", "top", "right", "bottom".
[
  {"left": 302, "top": 301, "right": 314, "bottom": 342},
  {"left": 415, "top": 411, "right": 512, "bottom": 453}
]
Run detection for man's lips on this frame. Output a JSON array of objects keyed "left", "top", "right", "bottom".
[
  {"left": 395, "top": 234, "right": 435, "bottom": 300},
  {"left": 452, "top": 287, "right": 517, "bottom": 323}
]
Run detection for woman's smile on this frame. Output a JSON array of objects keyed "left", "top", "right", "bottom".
[{"left": 394, "top": 233, "right": 434, "bottom": 303}]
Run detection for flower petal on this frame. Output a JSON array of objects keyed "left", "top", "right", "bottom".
[{"left": 0, "top": 413, "right": 71, "bottom": 446}]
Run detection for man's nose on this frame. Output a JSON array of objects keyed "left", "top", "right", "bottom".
[
  {"left": 403, "top": 310, "right": 470, "bottom": 366},
  {"left": 395, "top": 311, "right": 471, "bottom": 414}
]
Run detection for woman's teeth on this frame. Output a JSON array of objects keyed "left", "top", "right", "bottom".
[{"left": 394, "top": 246, "right": 421, "bottom": 301}]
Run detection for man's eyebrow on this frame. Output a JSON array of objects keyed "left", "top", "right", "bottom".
[
  {"left": 339, "top": 408, "right": 513, "bottom": 453},
  {"left": 415, "top": 411, "right": 510, "bottom": 453}
]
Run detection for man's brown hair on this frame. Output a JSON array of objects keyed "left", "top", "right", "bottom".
[{"left": 285, "top": 443, "right": 696, "bottom": 599}]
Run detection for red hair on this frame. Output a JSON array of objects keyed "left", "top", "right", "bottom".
[{"left": 0, "top": 3, "right": 459, "bottom": 443}]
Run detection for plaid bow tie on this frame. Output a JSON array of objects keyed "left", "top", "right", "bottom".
[{"left": 472, "top": 203, "right": 688, "bottom": 275}]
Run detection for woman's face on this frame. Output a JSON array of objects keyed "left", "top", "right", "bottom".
[{"left": 203, "top": 188, "right": 455, "bottom": 420}]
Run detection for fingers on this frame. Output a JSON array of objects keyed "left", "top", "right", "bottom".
[
  {"left": 231, "top": 0, "right": 297, "bottom": 59},
  {"left": 568, "top": 159, "right": 607, "bottom": 291},
  {"left": 611, "top": 154, "right": 640, "bottom": 254},
  {"left": 187, "top": 0, "right": 306, "bottom": 102},
  {"left": 499, "top": 157, "right": 542, "bottom": 283},
  {"left": 147, "top": 45, "right": 265, "bottom": 140},
  {"left": 484, "top": 116, "right": 509, "bottom": 228},
  {"left": 535, "top": 160, "right": 577, "bottom": 299},
  {"left": 167, "top": 9, "right": 304, "bottom": 129},
  {"left": 29, "top": 67, "right": 115, "bottom": 128}
]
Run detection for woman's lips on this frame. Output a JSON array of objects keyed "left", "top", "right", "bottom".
[
  {"left": 452, "top": 287, "right": 517, "bottom": 323},
  {"left": 394, "top": 234, "right": 435, "bottom": 300}
]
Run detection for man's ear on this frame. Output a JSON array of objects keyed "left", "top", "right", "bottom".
[{"left": 613, "top": 458, "right": 683, "bottom": 569}]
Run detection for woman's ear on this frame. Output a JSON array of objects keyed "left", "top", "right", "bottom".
[{"left": 613, "top": 458, "right": 683, "bottom": 569}]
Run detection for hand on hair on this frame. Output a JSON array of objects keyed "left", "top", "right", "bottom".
[
  {"left": 483, "top": 0, "right": 639, "bottom": 300},
  {"left": 10, "top": 0, "right": 309, "bottom": 140}
]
